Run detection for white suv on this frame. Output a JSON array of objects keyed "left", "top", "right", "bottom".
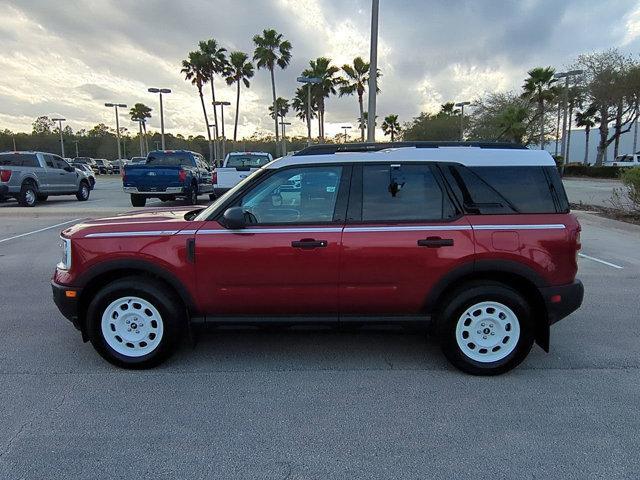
[{"left": 605, "top": 154, "right": 640, "bottom": 167}]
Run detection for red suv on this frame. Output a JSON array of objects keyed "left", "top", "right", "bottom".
[{"left": 52, "top": 142, "right": 583, "bottom": 375}]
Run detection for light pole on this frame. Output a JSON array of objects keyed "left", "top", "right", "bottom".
[
  {"left": 341, "top": 125, "right": 352, "bottom": 143},
  {"left": 208, "top": 124, "right": 217, "bottom": 165},
  {"left": 148, "top": 88, "right": 171, "bottom": 150},
  {"left": 52, "top": 117, "right": 66, "bottom": 158},
  {"left": 454, "top": 102, "right": 470, "bottom": 141},
  {"left": 367, "top": 0, "right": 379, "bottom": 143},
  {"left": 279, "top": 119, "right": 291, "bottom": 155},
  {"left": 154, "top": 140, "right": 160, "bottom": 150},
  {"left": 12, "top": 135, "right": 16, "bottom": 151},
  {"left": 554, "top": 70, "right": 583, "bottom": 173},
  {"left": 297, "top": 76, "right": 321, "bottom": 146},
  {"left": 213, "top": 101, "right": 231, "bottom": 159},
  {"left": 105, "top": 103, "right": 127, "bottom": 160},
  {"left": 74, "top": 140, "right": 79, "bottom": 157}
]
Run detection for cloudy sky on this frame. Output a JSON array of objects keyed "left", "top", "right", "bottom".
[{"left": 1, "top": 0, "right": 640, "bottom": 139}]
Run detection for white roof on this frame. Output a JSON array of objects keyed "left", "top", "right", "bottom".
[{"left": 268, "top": 146, "right": 555, "bottom": 169}]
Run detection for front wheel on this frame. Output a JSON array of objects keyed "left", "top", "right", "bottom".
[
  {"left": 437, "top": 281, "right": 534, "bottom": 375},
  {"left": 86, "top": 277, "right": 184, "bottom": 368},
  {"left": 131, "top": 194, "right": 146, "bottom": 207},
  {"left": 76, "top": 182, "right": 90, "bottom": 201}
]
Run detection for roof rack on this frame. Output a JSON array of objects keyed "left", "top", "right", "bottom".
[{"left": 293, "top": 141, "right": 527, "bottom": 156}]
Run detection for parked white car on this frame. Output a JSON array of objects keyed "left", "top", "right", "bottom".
[
  {"left": 212, "top": 151, "right": 273, "bottom": 197},
  {"left": 604, "top": 154, "right": 640, "bottom": 167}
]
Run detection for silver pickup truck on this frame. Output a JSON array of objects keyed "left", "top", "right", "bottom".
[{"left": 0, "top": 151, "right": 92, "bottom": 207}]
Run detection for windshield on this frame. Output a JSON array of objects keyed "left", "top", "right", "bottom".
[
  {"left": 194, "top": 167, "right": 267, "bottom": 221},
  {"left": 226, "top": 154, "right": 271, "bottom": 168},
  {"left": 131, "top": 157, "right": 146, "bottom": 163},
  {"left": 146, "top": 152, "right": 193, "bottom": 167}
]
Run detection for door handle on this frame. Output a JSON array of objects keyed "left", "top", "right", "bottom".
[
  {"left": 291, "top": 238, "right": 328, "bottom": 249},
  {"left": 417, "top": 236, "right": 454, "bottom": 248}
]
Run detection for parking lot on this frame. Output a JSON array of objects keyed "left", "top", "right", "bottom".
[{"left": 1, "top": 176, "right": 639, "bottom": 479}]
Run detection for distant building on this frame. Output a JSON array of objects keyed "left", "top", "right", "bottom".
[{"left": 544, "top": 127, "right": 639, "bottom": 164}]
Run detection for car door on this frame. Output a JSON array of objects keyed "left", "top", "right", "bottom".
[
  {"left": 42, "top": 154, "right": 63, "bottom": 192},
  {"left": 339, "top": 163, "right": 475, "bottom": 316},
  {"left": 52, "top": 156, "right": 77, "bottom": 192},
  {"left": 195, "top": 156, "right": 213, "bottom": 193},
  {"left": 194, "top": 164, "right": 350, "bottom": 317}
]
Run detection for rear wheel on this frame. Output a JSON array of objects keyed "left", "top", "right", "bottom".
[
  {"left": 18, "top": 181, "right": 37, "bottom": 207},
  {"left": 86, "top": 277, "right": 184, "bottom": 368},
  {"left": 76, "top": 181, "right": 90, "bottom": 201},
  {"left": 437, "top": 281, "right": 534, "bottom": 375},
  {"left": 131, "top": 194, "right": 146, "bottom": 207},
  {"left": 186, "top": 184, "right": 198, "bottom": 205}
]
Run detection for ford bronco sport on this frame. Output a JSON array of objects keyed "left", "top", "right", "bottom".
[{"left": 52, "top": 142, "right": 583, "bottom": 375}]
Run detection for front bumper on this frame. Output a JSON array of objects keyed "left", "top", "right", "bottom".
[{"left": 52, "top": 281, "right": 83, "bottom": 332}]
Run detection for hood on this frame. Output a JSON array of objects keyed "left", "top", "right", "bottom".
[{"left": 62, "top": 206, "right": 205, "bottom": 238}]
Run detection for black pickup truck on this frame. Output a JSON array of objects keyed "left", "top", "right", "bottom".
[{"left": 122, "top": 150, "right": 214, "bottom": 207}]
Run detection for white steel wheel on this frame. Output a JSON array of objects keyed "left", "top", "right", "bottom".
[
  {"left": 455, "top": 301, "right": 521, "bottom": 363},
  {"left": 101, "top": 296, "right": 164, "bottom": 357}
]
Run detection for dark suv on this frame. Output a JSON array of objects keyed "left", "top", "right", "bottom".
[{"left": 52, "top": 142, "right": 583, "bottom": 375}]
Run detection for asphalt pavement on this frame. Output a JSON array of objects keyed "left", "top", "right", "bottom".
[{"left": 0, "top": 176, "right": 639, "bottom": 479}]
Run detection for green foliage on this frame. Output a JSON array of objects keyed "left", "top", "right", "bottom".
[
  {"left": 467, "top": 92, "right": 537, "bottom": 144},
  {"left": 268, "top": 97, "right": 289, "bottom": 120},
  {"left": 402, "top": 112, "right": 460, "bottom": 141},
  {"left": 381, "top": 114, "right": 401, "bottom": 142},
  {"left": 563, "top": 165, "right": 621, "bottom": 178},
  {"left": 252, "top": 29, "right": 292, "bottom": 71},
  {"left": 32, "top": 116, "right": 55, "bottom": 135}
]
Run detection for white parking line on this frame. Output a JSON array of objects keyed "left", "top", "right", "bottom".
[
  {"left": 578, "top": 253, "right": 624, "bottom": 270},
  {"left": 0, "top": 218, "right": 81, "bottom": 245}
]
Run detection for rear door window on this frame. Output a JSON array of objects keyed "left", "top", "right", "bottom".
[
  {"left": 360, "top": 164, "right": 456, "bottom": 222},
  {"left": 0, "top": 153, "right": 40, "bottom": 167}
]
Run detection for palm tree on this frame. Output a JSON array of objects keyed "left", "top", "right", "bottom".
[
  {"left": 522, "top": 66, "right": 557, "bottom": 150},
  {"left": 439, "top": 102, "right": 460, "bottom": 116},
  {"left": 338, "top": 56, "right": 379, "bottom": 141},
  {"left": 292, "top": 86, "right": 317, "bottom": 138},
  {"left": 268, "top": 97, "right": 289, "bottom": 121},
  {"left": 224, "top": 51, "right": 254, "bottom": 142},
  {"left": 382, "top": 114, "right": 401, "bottom": 142},
  {"left": 253, "top": 29, "right": 292, "bottom": 155},
  {"left": 496, "top": 104, "right": 530, "bottom": 144},
  {"left": 199, "top": 39, "right": 228, "bottom": 157},
  {"left": 129, "top": 103, "right": 152, "bottom": 156},
  {"left": 575, "top": 105, "right": 598, "bottom": 165},
  {"left": 181, "top": 50, "right": 213, "bottom": 160},
  {"left": 303, "top": 57, "right": 340, "bottom": 140}
]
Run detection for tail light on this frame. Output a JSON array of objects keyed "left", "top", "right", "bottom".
[
  {"left": 0, "top": 169, "right": 11, "bottom": 182},
  {"left": 178, "top": 169, "right": 187, "bottom": 182},
  {"left": 212, "top": 170, "right": 217, "bottom": 185}
]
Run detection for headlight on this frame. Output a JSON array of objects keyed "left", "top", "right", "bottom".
[{"left": 57, "top": 237, "right": 72, "bottom": 271}]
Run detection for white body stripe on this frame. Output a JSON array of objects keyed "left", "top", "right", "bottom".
[{"left": 85, "top": 224, "right": 566, "bottom": 238}]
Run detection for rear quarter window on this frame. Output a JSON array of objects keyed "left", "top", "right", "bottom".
[
  {"left": 0, "top": 153, "right": 40, "bottom": 167},
  {"left": 444, "top": 165, "right": 568, "bottom": 214}
]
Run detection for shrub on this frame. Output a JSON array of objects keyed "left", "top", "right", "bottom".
[
  {"left": 563, "top": 165, "right": 621, "bottom": 178},
  {"left": 620, "top": 168, "right": 640, "bottom": 212}
]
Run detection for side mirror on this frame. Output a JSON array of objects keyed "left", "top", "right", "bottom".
[{"left": 222, "top": 207, "right": 246, "bottom": 229}]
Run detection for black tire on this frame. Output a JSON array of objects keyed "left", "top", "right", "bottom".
[
  {"left": 131, "top": 194, "right": 146, "bottom": 207},
  {"left": 186, "top": 184, "right": 198, "bottom": 205},
  {"left": 436, "top": 280, "right": 534, "bottom": 376},
  {"left": 37, "top": 194, "right": 48, "bottom": 202},
  {"left": 18, "top": 181, "right": 38, "bottom": 207},
  {"left": 0, "top": 196, "right": 6, "bottom": 203},
  {"left": 86, "top": 276, "right": 185, "bottom": 369},
  {"left": 76, "top": 181, "right": 90, "bottom": 201},
  {"left": 89, "top": 178, "right": 95, "bottom": 190}
]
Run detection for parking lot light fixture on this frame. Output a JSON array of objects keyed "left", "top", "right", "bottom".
[
  {"left": 341, "top": 125, "right": 352, "bottom": 143},
  {"left": 52, "top": 117, "right": 66, "bottom": 157},
  {"left": 213, "top": 101, "right": 231, "bottom": 159},
  {"left": 279, "top": 119, "right": 292, "bottom": 155},
  {"left": 297, "top": 76, "right": 321, "bottom": 146},
  {"left": 104, "top": 103, "right": 127, "bottom": 160},
  {"left": 148, "top": 88, "right": 171, "bottom": 150},
  {"left": 454, "top": 102, "right": 471, "bottom": 141}
]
